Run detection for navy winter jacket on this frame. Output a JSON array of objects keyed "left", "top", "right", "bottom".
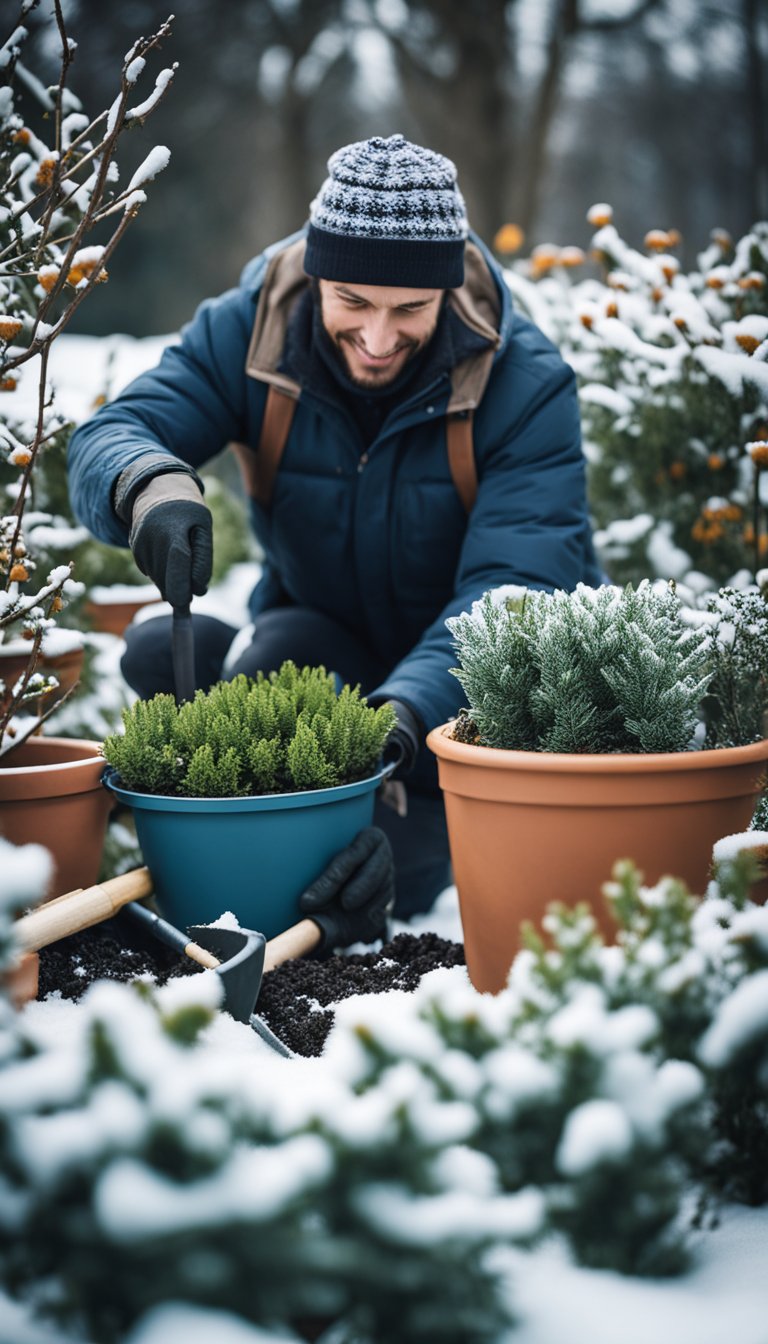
[{"left": 68, "top": 229, "right": 601, "bottom": 738}]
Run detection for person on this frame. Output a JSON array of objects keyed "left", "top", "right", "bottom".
[{"left": 68, "top": 133, "right": 602, "bottom": 927}]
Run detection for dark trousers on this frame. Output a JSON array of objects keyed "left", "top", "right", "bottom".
[{"left": 121, "top": 608, "right": 452, "bottom": 918}]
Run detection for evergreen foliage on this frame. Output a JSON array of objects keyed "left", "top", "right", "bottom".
[
  {"left": 102, "top": 663, "right": 396, "bottom": 797},
  {"left": 447, "top": 581, "right": 712, "bottom": 753},
  {"left": 699, "top": 587, "right": 768, "bottom": 747}
]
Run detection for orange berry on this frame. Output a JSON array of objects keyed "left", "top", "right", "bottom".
[
  {"left": 587, "top": 203, "right": 613, "bottom": 227},
  {"left": 9, "top": 563, "right": 29, "bottom": 582},
  {"left": 0, "top": 377, "right": 17, "bottom": 392},
  {"left": 605, "top": 300, "right": 619, "bottom": 318},
  {"left": 707, "top": 453, "right": 724, "bottom": 470},
  {"left": 0, "top": 317, "right": 23, "bottom": 341},
  {"left": 669, "top": 461, "right": 686, "bottom": 480},
  {"left": 749, "top": 442, "right": 768, "bottom": 469},
  {"left": 12, "top": 128, "right": 30, "bottom": 145},
  {"left": 644, "top": 229, "right": 671, "bottom": 251},
  {"left": 34, "top": 157, "right": 57, "bottom": 189},
  {"left": 37, "top": 266, "right": 59, "bottom": 293},
  {"left": 735, "top": 334, "right": 760, "bottom": 355},
  {"left": 493, "top": 223, "right": 525, "bottom": 255}
]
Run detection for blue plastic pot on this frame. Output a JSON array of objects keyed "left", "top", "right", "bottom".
[{"left": 102, "top": 765, "right": 391, "bottom": 939}]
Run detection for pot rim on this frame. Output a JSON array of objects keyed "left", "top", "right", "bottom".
[
  {"left": 0, "top": 736, "right": 103, "bottom": 775},
  {"left": 102, "top": 759, "right": 393, "bottom": 813},
  {"left": 426, "top": 722, "right": 768, "bottom": 775}
]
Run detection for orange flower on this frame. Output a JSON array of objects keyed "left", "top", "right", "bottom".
[
  {"left": 579, "top": 311, "right": 594, "bottom": 330},
  {"left": 735, "top": 334, "right": 760, "bottom": 355},
  {"left": 37, "top": 265, "right": 60, "bottom": 293},
  {"left": 493, "top": 223, "right": 525, "bottom": 255},
  {"left": 0, "top": 377, "right": 17, "bottom": 392},
  {"left": 559, "top": 246, "right": 585, "bottom": 268},
  {"left": 661, "top": 258, "right": 679, "bottom": 282},
  {"left": 531, "top": 244, "right": 560, "bottom": 275},
  {"left": 51, "top": 595, "right": 64, "bottom": 613},
  {"left": 9, "top": 448, "right": 31, "bottom": 467},
  {"left": 707, "top": 453, "right": 725, "bottom": 470},
  {"left": 705, "top": 274, "right": 725, "bottom": 290},
  {"left": 34, "top": 157, "right": 57, "bottom": 190},
  {"left": 673, "top": 316, "right": 688, "bottom": 331},
  {"left": 644, "top": 229, "right": 671, "bottom": 252},
  {"left": 748, "top": 441, "right": 768, "bottom": 469},
  {"left": 669, "top": 461, "right": 686, "bottom": 480},
  {"left": 0, "top": 316, "right": 23, "bottom": 341},
  {"left": 605, "top": 300, "right": 619, "bottom": 318},
  {"left": 737, "top": 273, "right": 766, "bottom": 291},
  {"left": 9, "top": 563, "right": 29, "bottom": 582},
  {"left": 67, "top": 261, "right": 108, "bottom": 287},
  {"left": 712, "top": 229, "right": 732, "bottom": 251},
  {"left": 650, "top": 286, "right": 664, "bottom": 303},
  {"left": 12, "top": 128, "right": 30, "bottom": 145},
  {"left": 587, "top": 203, "right": 613, "bottom": 227}
]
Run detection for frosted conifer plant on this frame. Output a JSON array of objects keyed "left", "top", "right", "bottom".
[
  {"left": 0, "top": 1, "right": 176, "bottom": 755},
  {"left": 447, "top": 581, "right": 712, "bottom": 754}
]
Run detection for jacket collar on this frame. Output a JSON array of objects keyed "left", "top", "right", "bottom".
[{"left": 245, "top": 236, "right": 502, "bottom": 415}]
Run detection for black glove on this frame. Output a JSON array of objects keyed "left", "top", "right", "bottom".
[
  {"left": 381, "top": 698, "right": 424, "bottom": 778},
  {"left": 299, "top": 826, "right": 396, "bottom": 952},
  {"left": 130, "top": 499, "right": 213, "bottom": 609}
]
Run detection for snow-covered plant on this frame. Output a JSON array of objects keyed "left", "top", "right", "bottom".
[
  {"left": 103, "top": 663, "right": 396, "bottom": 797},
  {"left": 0, "top": 2, "right": 176, "bottom": 755},
  {"left": 447, "top": 581, "right": 712, "bottom": 753},
  {"left": 697, "top": 586, "right": 768, "bottom": 747},
  {"left": 0, "top": 835, "right": 50, "bottom": 982},
  {"left": 510, "top": 210, "right": 768, "bottom": 590},
  {"left": 0, "top": 972, "right": 532, "bottom": 1343},
  {"left": 515, "top": 854, "right": 768, "bottom": 1208}
]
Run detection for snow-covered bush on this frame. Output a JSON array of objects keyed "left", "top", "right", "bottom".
[
  {"left": 4, "top": 863, "right": 768, "bottom": 1342},
  {"left": 514, "top": 854, "right": 768, "bottom": 1208},
  {"left": 0, "top": 973, "right": 533, "bottom": 1344},
  {"left": 0, "top": 2, "right": 175, "bottom": 753},
  {"left": 508, "top": 211, "right": 768, "bottom": 590}
]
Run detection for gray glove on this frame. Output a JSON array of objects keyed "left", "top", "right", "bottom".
[
  {"left": 127, "top": 474, "right": 213, "bottom": 609},
  {"left": 299, "top": 827, "right": 396, "bottom": 952}
]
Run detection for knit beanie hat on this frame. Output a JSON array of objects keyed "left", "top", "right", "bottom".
[{"left": 304, "top": 134, "right": 468, "bottom": 290}]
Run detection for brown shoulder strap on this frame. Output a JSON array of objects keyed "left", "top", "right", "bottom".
[
  {"left": 446, "top": 413, "right": 476, "bottom": 514},
  {"left": 231, "top": 384, "right": 297, "bottom": 507}
]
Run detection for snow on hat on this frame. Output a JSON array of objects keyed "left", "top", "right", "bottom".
[{"left": 304, "top": 134, "right": 468, "bottom": 289}]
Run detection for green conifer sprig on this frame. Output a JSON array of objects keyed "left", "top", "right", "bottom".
[
  {"left": 447, "top": 582, "right": 712, "bottom": 754},
  {"left": 103, "top": 663, "right": 396, "bottom": 797}
]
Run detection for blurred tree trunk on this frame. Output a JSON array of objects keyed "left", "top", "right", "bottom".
[
  {"left": 744, "top": 0, "right": 768, "bottom": 221},
  {"left": 385, "top": 0, "right": 518, "bottom": 240}
]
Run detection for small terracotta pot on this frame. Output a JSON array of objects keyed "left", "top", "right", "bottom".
[
  {"left": 0, "top": 643, "right": 85, "bottom": 710},
  {"left": 85, "top": 594, "right": 161, "bottom": 637},
  {"left": 0, "top": 737, "right": 113, "bottom": 897},
  {"left": 428, "top": 724, "right": 768, "bottom": 994}
]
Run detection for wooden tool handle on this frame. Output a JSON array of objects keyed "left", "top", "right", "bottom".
[
  {"left": 263, "top": 917, "right": 321, "bottom": 974},
  {"left": 15, "top": 867, "right": 154, "bottom": 952}
]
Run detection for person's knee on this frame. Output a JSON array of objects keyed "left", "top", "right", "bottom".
[{"left": 121, "top": 616, "right": 174, "bottom": 697}]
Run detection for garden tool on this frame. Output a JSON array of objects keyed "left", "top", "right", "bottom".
[
  {"left": 172, "top": 602, "right": 196, "bottom": 704},
  {"left": 14, "top": 867, "right": 324, "bottom": 1056}
]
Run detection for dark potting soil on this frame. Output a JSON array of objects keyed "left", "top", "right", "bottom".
[{"left": 37, "top": 926, "right": 465, "bottom": 1058}]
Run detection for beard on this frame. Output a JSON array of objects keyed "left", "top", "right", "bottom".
[{"left": 333, "top": 331, "right": 423, "bottom": 388}]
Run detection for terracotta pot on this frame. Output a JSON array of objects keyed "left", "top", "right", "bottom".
[
  {"left": 0, "top": 643, "right": 85, "bottom": 710},
  {"left": 85, "top": 593, "right": 161, "bottom": 637},
  {"left": 427, "top": 724, "right": 768, "bottom": 994},
  {"left": 0, "top": 737, "right": 113, "bottom": 897}
]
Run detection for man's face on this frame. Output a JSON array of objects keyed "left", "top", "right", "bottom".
[{"left": 317, "top": 280, "right": 443, "bottom": 388}]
